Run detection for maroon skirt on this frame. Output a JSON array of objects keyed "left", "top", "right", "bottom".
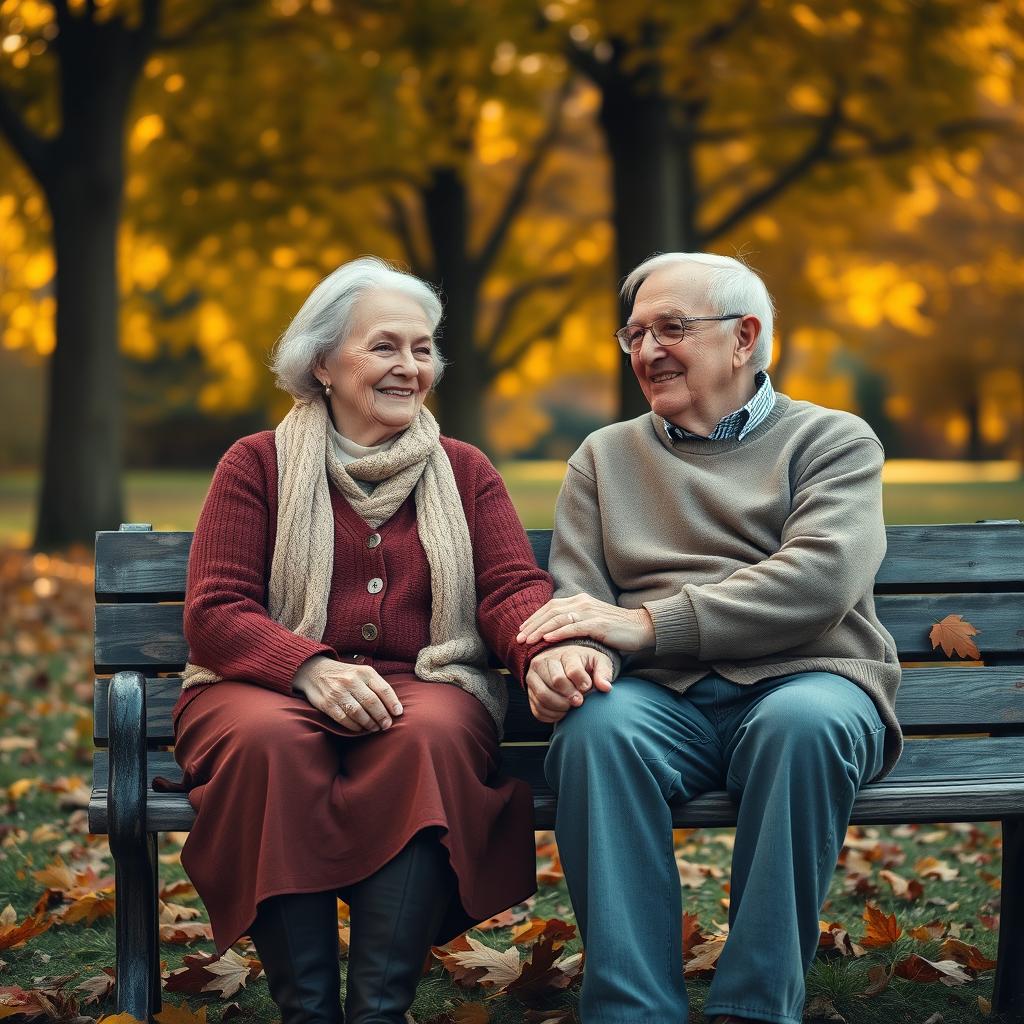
[{"left": 158, "top": 675, "right": 536, "bottom": 954}]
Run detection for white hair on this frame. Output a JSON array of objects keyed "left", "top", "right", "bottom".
[
  {"left": 621, "top": 252, "right": 776, "bottom": 373},
  {"left": 270, "top": 256, "right": 446, "bottom": 402}
]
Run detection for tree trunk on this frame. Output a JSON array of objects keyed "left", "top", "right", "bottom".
[
  {"left": 32, "top": 13, "right": 150, "bottom": 547},
  {"left": 421, "top": 167, "right": 488, "bottom": 451},
  {"left": 35, "top": 169, "right": 126, "bottom": 548},
  {"left": 598, "top": 76, "right": 697, "bottom": 420}
]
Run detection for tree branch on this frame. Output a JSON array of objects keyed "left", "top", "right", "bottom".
[
  {"left": 383, "top": 188, "right": 432, "bottom": 280},
  {"left": 701, "top": 93, "right": 844, "bottom": 244},
  {"left": 827, "top": 115, "right": 1022, "bottom": 162},
  {"left": 473, "top": 76, "right": 573, "bottom": 277},
  {"left": 0, "top": 86, "right": 51, "bottom": 183},
  {"left": 483, "top": 272, "right": 573, "bottom": 352},
  {"left": 488, "top": 284, "right": 589, "bottom": 381},
  {"left": 155, "top": 0, "right": 262, "bottom": 49},
  {"left": 691, "top": 0, "right": 759, "bottom": 51}
]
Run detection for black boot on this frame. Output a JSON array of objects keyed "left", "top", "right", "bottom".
[
  {"left": 344, "top": 829, "right": 457, "bottom": 1024},
  {"left": 247, "top": 889, "right": 343, "bottom": 1024}
]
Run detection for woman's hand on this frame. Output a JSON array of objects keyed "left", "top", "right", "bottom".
[
  {"left": 292, "top": 655, "right": 403, "bottom": 733},
  {"left": 517, "top": 594, "right": 656, "bottom": 652},
  {"left": 525, "top": 646, "right": 614, "bottom": 724}
]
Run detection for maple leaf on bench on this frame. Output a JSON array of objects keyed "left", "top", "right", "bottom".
[{"left": 929, "top": 614, "right": 981, "bottom": 659}]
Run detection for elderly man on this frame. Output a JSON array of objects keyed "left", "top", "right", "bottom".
[{"left": 517, "top": 253, "right": 901, "bottom": 1024}]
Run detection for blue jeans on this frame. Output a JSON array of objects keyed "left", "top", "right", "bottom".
[{"left": 544, "top": 672, "right": 886, "bottom": 1024}]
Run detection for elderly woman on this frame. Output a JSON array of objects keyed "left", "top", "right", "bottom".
[{"left": 160, "top": 257, "right": 556, "bottom": 1024}]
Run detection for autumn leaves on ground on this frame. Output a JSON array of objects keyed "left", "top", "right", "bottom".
[{"left": 0, "top": 548, "right": 1004, "bottom": 1024}]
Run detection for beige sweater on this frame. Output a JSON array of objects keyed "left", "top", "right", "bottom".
[{"left": 550, "top": 394, "right": 903, "bottom": 778}]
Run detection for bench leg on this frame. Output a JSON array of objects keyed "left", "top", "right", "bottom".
[
  {"left": 113, "top": 832, "right": 161, "bottom": 1020},
  {"left": 993, "top": 816, "right": 1024, "bottom": 1021},
  {"left": 107, "top": 669, "right": 162, "bottom": 1020}
]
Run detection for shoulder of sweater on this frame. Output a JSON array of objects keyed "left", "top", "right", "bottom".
[
  {"left": 440, "top": 435, "right": 499, "bottom": 480},
  {"left": 778, "top": 397, "right": 882, "bottom": 452},
  {"left": 567, "top": 414, "right": 652, "bottom": 471},
  {"left": 217, "top": 431, "right": 277, "bottom": 489}
]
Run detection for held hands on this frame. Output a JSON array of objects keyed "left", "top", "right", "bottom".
[
  {"left": 525, "top": 646, "right": 614, "bottom": 724},
  {"left": 292, "top": 655, "right": 403, "bottom": 734},
  {"left": 517, "top": 594, "right": 656, "bottom": 652}
]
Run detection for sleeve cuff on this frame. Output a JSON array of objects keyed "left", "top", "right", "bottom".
[{"left": 644, "top": 591, "right": 701, "bottom": 656}]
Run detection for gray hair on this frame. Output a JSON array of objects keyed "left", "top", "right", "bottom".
[
  {"left": 621, "top": 252, "right": 776, "bottom": 373},
  {"left": 270, "top": 256, "right": 446, "bottom": 402}
]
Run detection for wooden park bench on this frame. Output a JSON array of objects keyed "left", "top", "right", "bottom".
[{"left": 89, "top": 521, "right": 1024, "bottom": 1021}]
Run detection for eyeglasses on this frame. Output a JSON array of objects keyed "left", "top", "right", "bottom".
[{"left": 614, "top": 314, "right": 746, "bottom": 354}]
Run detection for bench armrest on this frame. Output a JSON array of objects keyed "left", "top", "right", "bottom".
[{"left": 107, "top": 670, "right": 149, "bottom": 847}]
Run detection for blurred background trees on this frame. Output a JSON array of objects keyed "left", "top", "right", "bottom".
[{"left": 1, "top": 0, "right": 1022, "bottom": 545}]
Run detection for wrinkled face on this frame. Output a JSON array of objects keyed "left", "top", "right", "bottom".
[
  {"left": 318, "top": 288, "right": 436, "bottom": 445},
  {"left": 628, "top": 266, "right": 749, "bottom": 430}
]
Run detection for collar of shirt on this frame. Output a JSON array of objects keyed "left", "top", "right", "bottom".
[{"left": 664, "top": 371, "right": 776, "bottom": 443}]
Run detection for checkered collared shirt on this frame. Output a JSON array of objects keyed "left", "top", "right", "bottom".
[{"left": 665, "top": 371, "right": 776, "bottom": 443}]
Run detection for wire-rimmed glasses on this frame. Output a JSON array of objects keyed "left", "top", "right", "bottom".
[{"left": 614, "top": 314, "right": 746, "bottom": 354}]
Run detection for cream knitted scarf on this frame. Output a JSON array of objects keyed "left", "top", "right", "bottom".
[{"left": 181, "top": 400, "right": 508, "bottom": 732}]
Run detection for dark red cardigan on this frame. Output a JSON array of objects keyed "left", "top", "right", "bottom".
[{"left": 174, "top": 430, "right": 554, "bottom": 723}]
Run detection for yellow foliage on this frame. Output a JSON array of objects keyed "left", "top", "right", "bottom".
[
  {"left": 787, "top": 84, "right": 828, "bottom": 115},
  {"left": 22, "top": 251, "right": 53, "bottom": 289},
  {"left": 130, "top": 114, "right": 165, "bottom": 153}
]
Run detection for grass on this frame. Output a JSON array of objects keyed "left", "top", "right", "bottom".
[{"left": 0, "top": 463, "right": 1021, "bottom": 544}]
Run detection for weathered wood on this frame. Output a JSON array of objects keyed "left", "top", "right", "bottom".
[
  {"left": 90, "top": 734, "right": 1024, "bottom": 834},
  {"left": 106, "top": 671, "right": 161, "bottom": 1020},
  {"left": 874, "top": 592, "right": 1024, "bottom": 658},
  {"left": 93, "top": 524, "right": 1024, "bottom": 600},
  {"left": 95, "top": 530, "right": 192, "bottom": 601},
  {"left": 94, "top": 604, "right": 186, "bottom": 672},
  {"left": 93, "top": 665, "right": 1024, "bottom": 747},
  {"left": 94, "top": 589, "right": 1024, "bottom": 673}
]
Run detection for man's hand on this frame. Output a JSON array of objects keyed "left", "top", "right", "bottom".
[
  {"left": 525, "top": 646, "right": 614, "bottom": 724},
  {"left": 292, "top": 655, "right": 403, "bottom": 733},
  {"left": 518, "top": 594, "right": 655, "bottom": 652}
]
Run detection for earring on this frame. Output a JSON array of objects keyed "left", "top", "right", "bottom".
[{"left": 322, "top": 381, "right": 333, "bottom": 398}]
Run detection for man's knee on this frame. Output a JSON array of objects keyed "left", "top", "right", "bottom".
[
  {"left": 544, "top": 680, "right": 661, "bottom": 791},
  {"left": 739, "top": 673, "right": 884, "bottom": 770}
]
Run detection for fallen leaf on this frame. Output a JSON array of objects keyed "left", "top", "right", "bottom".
[
  {"left": 61, "top": 891, "right": 117, "bottom": 926},
  {"left": 0, "top": 908, "right": 52, "bottom": 950},
  {"left": 818, "top": 921, "right": 865, "bottom": 957},
  {"left": 861, "top": 963, "right": 893, "bottom": 997},
  {"left": 978, "top": 995, "right": 992, "bottom": 1015},
  {"left": 908, "top": 921, "right": 947, "bottom": 941},
  {"left": 803, "top": 995, "right": 845, "bottom": 1021},
  {"left": 164, "top": 950, "right": 261, "bottom": 999},
  {"left": 914, "top": 856, "right": 959, "bottom": 881},
  {"left": 159, "top": 901, "right": 202, "bottom": 924},
  {"left": 684, "top": 937, "right": 725, "bottom": 976},
  {"left": 930, "top": 614, "right": 981, "bottom": 659},
  {"left": 861, "top": 904, "right": 902, "bottom": 948},
  {"left": 433, "top": 936, "right": 519, "bottom": 989},
  {"left": 75, "top": 969, "right": 115, "bottom": 1005},
  {"left": 510, "top": 918, "right": 575, "bottom": 947},
  {"left": 879, "top": 869, "right": 924, "bottom": 901},
  {"left": 154, "top": 1004, "right": 208, "bottom": 1023},
  {"left": 450, "top": 1005, "right": 489, "bottom": 1024},
  {"left": 939, "top": 938, "right": 997, "bottom": 972},
  {"left": 893, "top": 954, "right": 971, "bottom": 986},
  {"left": 507, "top": 923, "right": 582, "bottom": 1004},
  {"left": 159, "top": 922, "right": 214, "bottom": 945}
]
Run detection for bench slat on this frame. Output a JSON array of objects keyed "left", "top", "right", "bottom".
[
  {"left": 93, "top": 591, "right": 1024, "bottom": 672},
  {"left": 88, "top": 781, "right": 1024, "bottom": 832},
  {"left": 95, "top": 524, "right": 1024, "bottom": 601},
  {"left": 92, "top": 665, "right": 1024, "bottom": 747},
  {"left": 88, "top": 735, "right": 1024, "bottom": 834}
]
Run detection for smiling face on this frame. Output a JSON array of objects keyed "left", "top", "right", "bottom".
[
  {"left": 628, "top": 265, "right": 759, "bottom": 435},
  {"left": 316, "top": 288, "right": 437, "bottom": 446}
]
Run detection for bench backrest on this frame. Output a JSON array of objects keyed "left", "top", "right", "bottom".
[{"left": 93, "top": 523, "right": 1024, "bottom": 750}]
